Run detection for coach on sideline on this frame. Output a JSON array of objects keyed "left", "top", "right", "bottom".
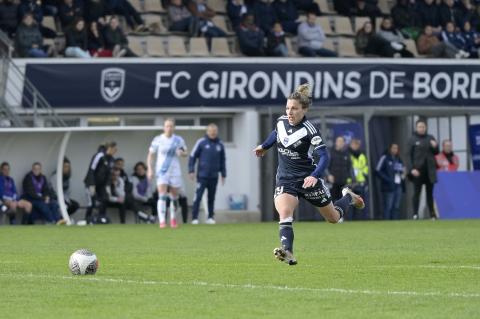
[{"left": 188, "top": 124, "right": 226, "bottom": 225}]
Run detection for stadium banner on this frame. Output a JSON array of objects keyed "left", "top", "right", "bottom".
[
  {"left": 23, "top": 60, "right": 480, "bottom": 108},
  {"left": 468, "top": 124, "right": 480, "bottom": 170}
]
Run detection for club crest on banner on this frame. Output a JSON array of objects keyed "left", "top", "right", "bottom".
[{"left": 101, "top": 68, "right": 125, "bottom": 103}]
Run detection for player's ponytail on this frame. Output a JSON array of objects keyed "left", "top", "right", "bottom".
[{"left": 288, "top": 83, "right": 312, "bottom": 109}]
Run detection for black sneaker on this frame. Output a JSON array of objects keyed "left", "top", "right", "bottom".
[{"left": 273, "top": 247, "right": 297, "bottom": 266}]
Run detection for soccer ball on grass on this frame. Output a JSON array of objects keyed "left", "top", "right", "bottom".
[{"left": 69, "top": 249, "right": 98, "bottom": 275}]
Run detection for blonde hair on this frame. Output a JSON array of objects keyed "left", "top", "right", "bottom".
[{"left": 288, "top": 83, "right": 312, "bottom": 109}]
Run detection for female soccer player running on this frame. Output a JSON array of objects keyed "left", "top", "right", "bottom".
[
  {"left": 254, "top": 83, "right": 365, "bottom": 265},
  {"left": 147, "top": 118, "right": 188, "bottom": 228}
]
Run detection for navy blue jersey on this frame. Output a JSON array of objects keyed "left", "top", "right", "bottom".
[{"left": 265, "top": 116, "right": 326, "bottom": 182}]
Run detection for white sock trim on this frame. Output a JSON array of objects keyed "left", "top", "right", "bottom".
[{"left": 279, "top": 216, "right": 294, "bottom": 224}]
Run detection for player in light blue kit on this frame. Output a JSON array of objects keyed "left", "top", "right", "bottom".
[
  {"left": 147, "top": 118, "right": 188, "bottom": 228},
  {"left": 254, "top": 83, "right": 365, "bottom": 265}
]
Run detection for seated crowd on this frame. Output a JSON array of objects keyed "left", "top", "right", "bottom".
[
  {"left": 0, "top": 142, "right": 182, "bottom": 225},
  {"left": 0, "top": 0, "right": 479, "bottom": 58}
]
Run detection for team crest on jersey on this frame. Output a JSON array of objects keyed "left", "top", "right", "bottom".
[
  {"left": 283, "top": 137, "right": 289, "bottom": 145},
  {"left": 101, "top": 68, "right": 125, "bottom": 103}
]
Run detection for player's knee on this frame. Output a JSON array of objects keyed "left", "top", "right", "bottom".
[{"left": 326, "top": 215, "right": 340, "bottom": 224}]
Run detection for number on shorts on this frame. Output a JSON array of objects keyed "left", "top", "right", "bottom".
[{"left": 274, "top": 186, "right": 284, "bottom": 198}]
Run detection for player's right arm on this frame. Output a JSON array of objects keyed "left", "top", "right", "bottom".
[
  {"left": 254, "top": 130, "right": 277, "bottom": 157},
  {"left": 147, "top": 138, "right": 158, "bottom": 180}
]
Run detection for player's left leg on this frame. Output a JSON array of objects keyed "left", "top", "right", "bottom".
[
  {"left": 168, "top": 185, "right": 180, "bottom": 228},
  {"left": 206, "top": 177, "right": 218, "bottom": 224},
  {"left": 156, "top": 183, "right": 168, "bottom": 228},
  {"left": 273, "top": 191, "right": 299, "bottom": 265}
]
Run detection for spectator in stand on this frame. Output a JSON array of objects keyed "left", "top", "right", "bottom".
[
  {"left": 65, "top": 17, "right": 91, "bottom": 58},
  {"left": 105, "top": 167, "right": 127, "bottom": 223},
  {"left": 131, "top": 162, "right": 157, "bottom": 222},
  {"left": 355, "top": 20, "right": 395, "bottom": 57},
  {"left": 168, "top": 0, "right": 198, "bottom": 35},
  {"left": 439, "top": 0, "right": 463, "bottom": 28},
  {"left": 0, "top": 0, "right": 20, "bottom": 38},
  {"left": 0, "top": 162, "right": 32, "bottom": 224},
  {"left": 83, "top": 142, "right": 117, "bottom": 224},
  {"left": 458, "top": 0, "right": 479, "bottom": 27},
  {"left": 18, "top": 0, "right": 57, "bottom": 38},
  {"left": 377, "top": 17, "right": 414, "bottom": 57},
  {"left": 15, "top": 13, "right": 49, "bottom": 57},
  {"left": 251, "top": 0, "right": 277, "bottom": 35},
  {"left": 84, "top": 0, "right": 106, "bottom": 24},
  {"left": 462, "top": 20, "right": 480, "bottom": 58},
  {"left": 88, "top": 21, "right": 112, "bottom": 57},
  {"left": 351, "top": 0, "right": 381, "bottom": 23},
  {"left": 266, "top": 21, "right": 288, "bottom": 56},
  {"left": 272, "top": 0, "right": 299, "bottom": 34},
  {"left": 391, "top": 0, "right": 421, "bottom": 39},
  {"left": 22, "top": 162, "right": 63, "bottom": 224},
  {"left": 333, "top": 0, "right": 355, "bottom": 16},
  {"left": 348, "top": 138, "right": 369, "bottom": 220},
  {"left": 297, "top": 11, "right": 337, "bottom": 57},
  {"left": 417, "top": 24, "right": 467, "bottom": 58},
  {"left": 49, "top": 157, "right": 79, "bottom": 217},
  {"left": 416, "top": 0, "right": 441, "bottom": 32},
  {"left": 408, "top": 119, "right": 439, "bottom": 220},
  {"left": 103, "top": 16, "right": 137, "bottom": 57},
  {"left": 327, "top": 136, "right": 353, "bottom": 201},
  {"left": 435, "top": 139, "right": 459, "bottom": 171},
  {"left": 105, "top": 0, "right": 147, "bottom": 32},
  {"left": 188, "top": 0, "right": 226, "bottom": 38},
  {"left": 441, "top": 21, "right": 469, "bottom": 56},
  {"left": 42, "top": 0, "right": 58, "bottom": 16},
  {"left": 294, "top": 0, "right": 321, "bottom": 16},
  {"left": 227, "top": 0, "right": 248, "bottom": 29},
  {"left": 58, "top": 0, "right": 83, "bottom": 29},
  {"left": 236, "top": 13, "right": 265, "bottom": 56},
  {"left": 375, "top": 143, "right": 405, "bottom": 220}
]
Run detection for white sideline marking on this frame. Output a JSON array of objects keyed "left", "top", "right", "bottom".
[
  {"left": 1, "top": 273, "right": 479, "bottom": 299},
  {"left": 375, "top": 265, "right": 480, "bottom": 271}
]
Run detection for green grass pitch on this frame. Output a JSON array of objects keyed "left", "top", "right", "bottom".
[{"left": 0, "top": 220, "right": 479, "bottom": 319}]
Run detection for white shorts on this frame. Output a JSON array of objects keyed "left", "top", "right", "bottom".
[{"left": 156, "top": 173, "right": 183, "bottom": 189}]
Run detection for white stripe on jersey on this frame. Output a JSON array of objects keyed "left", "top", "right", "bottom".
[
  {"left": 90, "top": 152, "right": 104, "bottom": 170},
  {"left": 304, "top": 121, "right": 317, "bottom": 134},
  {"left": 376, "top": 155, "right": 386, "bottom": 172},
  {"left": 303, "top": 122, "right": 315, "bottom": 134},
  {"left": 190, "top": 137, "right": 206, "bottom": 156}
]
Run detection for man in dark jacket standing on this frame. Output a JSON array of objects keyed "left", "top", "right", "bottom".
[
  {"left": 408, "top": 119, "right": 439, "bottom": 220},
  {"left": 188, "top": 123, "right": 226, "bottom": 224},
  {"left": 327, "top": 136, "right": 354, "bottom": 201}
]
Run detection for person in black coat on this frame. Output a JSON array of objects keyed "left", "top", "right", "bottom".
[
  {"left": 416, "top": 0, "right": 441, "bottom": 31},
  {"left": 250, "top": 0, "right": 277, "bottom": 35},
  {"left": 375, "top": 143, "right": 405, "bottom": 220},
  {"left": 271, "top": 0, "right": 299, "bottom": 34},
  {"left": 83, "top": 141, "right": 117, "bottom": 223},
  {"left": 65, "top": 17, "right": 91, "bottom": 57},
  {"left": 227, "top": 0, "right": 248, "bottom": 29},
  {"left": 236, "top": 13, "right": 265, "bottom": 56},
  {"left": 0, "top": 0, "right": 20, "bottom": 38},
  {"left": 327, "top": 136, "right": 354, "bottom": 200},
  {"left": 266, "top": 21, "right": 288, "bottom": 56},
  {"left": 407, "top": 119, "right": 439, "bottom": 220}
]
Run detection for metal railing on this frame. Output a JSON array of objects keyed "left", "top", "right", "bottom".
[{"left": 0, "top": 30, "right": 66, "bottom": 127}]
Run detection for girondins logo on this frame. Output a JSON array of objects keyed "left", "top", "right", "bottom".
[{"left": 101, "top": 68, "right": 125, "bottom": 103}]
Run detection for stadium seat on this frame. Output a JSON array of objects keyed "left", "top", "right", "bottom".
[
  {"left": 338, "top": 37, "right": 358, "bottom": 57},
  {"left": 42, "top": 16, "right": 57, "bottom": 33},
  {"left": 211, "top": 15, "right": 234, "bottom": 34},
  {"left": 144, "top": 0, "right": 165, "bottom": 13},
  {"left": 378, "top": 0, "right": 391, "bottom": 15},
  {"left": 404, "top": 39, "right": 419, "bottom": 57},
  {"left": 188, "top": 37, "right": 210, "bottom": 56},
  {"left": 375, "top": 17, "right": 383, "bottom": 31},
  {"left": 285, "top": 37, "right": 298, "bottom": 57},
  {"left": 142, "top": 14, "right": 166, "bottom": 34},
  {"left": 333, "top": 16, "right": 353, "bottom": 35},
  {"left": 314, "top": 0, "right": 336, "bottom": 14},
  {"left": 317, "top": 17, "right": 333, "bottom": 36},
  {"left": 211, "top": 37, "right": 231, "bottom": 56},
  {"left": 167, "top": 36, "right": 188, "bottom": 56},
  {"left": 354, "top": 16, "right": 371, "bottom": 32},
  {"left": 128, "top": 36, "right": 147, "bottom": 56},
  {"left": 146, "top": 36, "right": 166, "bottom": 56},
  {"left": 130, "top": 0, "right": 144, "bottom": 13},
  {"left": 209, "top": 0, "right": 227, "bottom": 14}
]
